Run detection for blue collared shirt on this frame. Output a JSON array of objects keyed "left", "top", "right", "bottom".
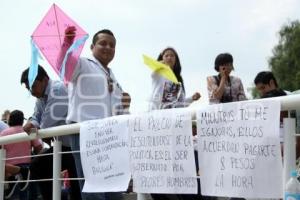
[
  {"left": 0, "top": 121, "right": 8, "bottom": 133},
  {"left": 30, "top": 79, "right": 70, "bottom": 146}
]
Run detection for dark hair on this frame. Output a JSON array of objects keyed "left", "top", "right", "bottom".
[
  {"left": 157, "top": 47, "right": 185, "bottom": 91},
  {"left": 8, "top": 110, "right": 24, "bottom": 126},
  {"left": 254, "top": 71, "right": 278, "bottom": 87},
  {"left": 214, "top": 53, "right": 233, "bottom": 71},
  {"left": 92, "top": 29, "right": 115, "bottom": 45},
  {"left": 20, "top": 65, "right": 49, "bottom": 88}
]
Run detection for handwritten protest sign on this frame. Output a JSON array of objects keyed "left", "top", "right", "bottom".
[
  {"left": 80, "top": 116, "right": 131, "bottom": 192},
  {"left": 129, "top": 109, "right": 197, "bottom": 194},
  {"left": 197, "top": 100, "right": 282, "bottom": 198}
]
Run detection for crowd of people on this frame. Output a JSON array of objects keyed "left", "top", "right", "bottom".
[{"left": 0, "top": 27, "right": 290, "bottom": 200}]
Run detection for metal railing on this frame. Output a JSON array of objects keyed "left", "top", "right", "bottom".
[{"left": 0, "top": 94, "right": 299, "bottom": 200}]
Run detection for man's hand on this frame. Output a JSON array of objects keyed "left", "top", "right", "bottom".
[
  {"left": 192, "top": 92, "right": 201, "bottom": 101},
  {"left": 122, "top": 92, "right": 131, "bottom": 109},
  {"left": 23, "top": 121, "right": 52, "bottom": 146},
  {"left": 23, "top": 122, "right": 36, "bottom": 134},
  {"left": 64, "top": 26, "right": 76, "bottom": 44}
]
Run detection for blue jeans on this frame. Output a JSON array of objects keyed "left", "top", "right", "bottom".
[{"left": 70, "top": 134, "right": 123, "bottom": 200}]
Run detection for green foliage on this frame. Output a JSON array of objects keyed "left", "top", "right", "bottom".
[
  {"left": 248, "top": 84, "right": 261, "bottom": 99},
  {"left": 251, "top": 86, "right": 260, "bottom": 99},
  {"left": 269, "top": 20, "right": 300, "bottom": 91}
]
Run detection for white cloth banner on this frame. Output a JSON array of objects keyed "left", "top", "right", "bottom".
[
  {"left": 197, "top": 99, "right": 283, "bottom": 198},
  {"left": 80, "top": 115, "right": 131, "bottom": 192},
  {"left": 129, "top": 108, "right": 197, "bottom": 194}
]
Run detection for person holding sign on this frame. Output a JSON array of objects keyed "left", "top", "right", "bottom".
[
  {"left": 254, "top": 71, "right": 287, "bottom": 98},
  {"left": 207, "top": 53, "right": 246, "bottom": 200},
  {"left": 66, "top": 29, "right": 130, "bottom": 200},
  {"left": 149, "top": 47, "right": 200, "bottom": 200},
  {"left": 254, "top": 71, "right": 287, "bottom": 138},
  {"left": 207, "top": 53, "right": 246, "bottom": 104},
  {"left": 149, "top": 47, "right": 201, "bottom": 110},
  {"left": 253, "top": 71, "right": 299, "bottom": 156}
]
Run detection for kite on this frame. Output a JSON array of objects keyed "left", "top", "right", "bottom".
[
  {"left": 29, "top": 3, "right": 88, "bottom": 87},
  {"left": 143, "top": 54, "right": 179, "bottom": 84}
]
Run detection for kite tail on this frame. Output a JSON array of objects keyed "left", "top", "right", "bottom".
[
  {"left": 28, "top": 39, "right": 43, "bottom": 89},
  {"left": 59, "top": 34, "right": 89, "bottom": 83}
]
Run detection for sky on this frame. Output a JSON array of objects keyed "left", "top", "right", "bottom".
[{"left": 1, "top": 0, "right": 300, "bottom": 118}]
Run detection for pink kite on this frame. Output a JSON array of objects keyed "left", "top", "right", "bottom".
[{"left": 30, "top": 3, "right": 88, "bottom": 84}]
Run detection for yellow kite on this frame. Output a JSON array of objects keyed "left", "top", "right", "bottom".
[{"left": 143, "top": 54, "right": 179, "bottom": 84}]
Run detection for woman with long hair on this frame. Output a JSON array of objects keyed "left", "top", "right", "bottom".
[
  {"left": 149, "top": 47, "right": 201, "bottom": 200},
  {"left": 149, "top": 47, "right": 200, "bottom": 110}
]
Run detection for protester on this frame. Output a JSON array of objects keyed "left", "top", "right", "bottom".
[
  {"left": 65, "top": 28, "right": 130, "bottom": 200},
  {"left": 1, "top": 110, "right": 42, "bottom": 199},
  {"left": 20, "top": 65, "right": 81, "bottom": 200},
  {"left": 149, "top": 47, "right": 200, "bottom": 200},
  {"left": 207, "top": 53, "right": 246, "bottom": 200},
  {"left": 254, "top": 71, "right": 287, "bottom": 98},
  {"left": 253, "top": 71, "right": 297, "bottom": 157},
  {"left": 0, "top": 120, "right": 8, "bottom": 133},
  {"left": 1, "top": 110, "right": 10, "bottom": 124},
  {"left": 207, "top": 53, "right": 246, "bottom": 104},
  {"left": 149, "top": 47, "right": 200, "bottom": 110}
]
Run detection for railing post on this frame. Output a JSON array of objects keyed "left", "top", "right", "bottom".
[
  {"left": 0, "top": 149, "right": 5, "bottom": 200},
  {"left": 53, "top": 140, "right": 62, "bottom": 200},
  {"left": 283, "top": 118, "right": 296, "bottom": 191}
]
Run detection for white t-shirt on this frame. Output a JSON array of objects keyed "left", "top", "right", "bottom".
[{"left": 149, "top": 72, "right": 192, "bottom": 110}]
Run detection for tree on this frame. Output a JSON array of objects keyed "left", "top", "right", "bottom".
[
  {"left": 269, "top": 20, "right": 300, "bottom": 92},
  {"left": 251, "top": 86, "right": 260, "bottom": 99}
]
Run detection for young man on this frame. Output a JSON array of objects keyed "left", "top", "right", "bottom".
[
  {"left": 254, "top": 71, "right": 295, "bottom": 156},
  {"left": 20, "top": 65, "right": 81, "bottom": 200},
  {"left": 66, "top": 29, "right": 130, "bottom": 200},
  {"left": 1, "top": 110, "right": 42, "bottom": 199},
  {"left": 254, "top": 71, "right": 287, "bottom": 98}
]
